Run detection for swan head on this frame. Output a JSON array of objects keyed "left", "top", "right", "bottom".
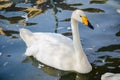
[{"left": 71, "top": 9, "right": 94, "bottom": 29}]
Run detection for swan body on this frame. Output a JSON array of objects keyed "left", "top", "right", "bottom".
[
  {"left": 101, "top": 72, "right": 120, "bottom": 80},
  {"left": 20, "top": 10, "right": 94, "bottom": 73}
]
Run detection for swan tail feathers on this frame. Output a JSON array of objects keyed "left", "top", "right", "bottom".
[
  {"left": 25, "top": 46, "right": 38, "bottom": 56},
  {"left": 20, "top": 28, "right": 33, "bottom": 47}
]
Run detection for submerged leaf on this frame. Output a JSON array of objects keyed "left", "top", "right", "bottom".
[
  {"left": 62, "top": 32, "right": 72, "bottom": 36},
  {"left": 59, "top": 18, "right": 70, "bottom": 22},
  {"left": 116, "top": 31, "right": 120, "bottom": 36},
  {"left": 2, "top": 30, "right": 19, "bottom": 36},
  {"left": 97, "top": 44, "right": 120, "bottom": 52},
  {"left": 82, "top": 8, "right": 105, "bottom": 13},
  {"left": 0, "top": 14, "right": 25, "bottom": 24},
  {"left": 90, "top": 0, "right": 108, "bottom": 4},
  {"left": 0, "top": 0, "right": 13, "bottom": 10},
  {"left": 36, "top": 0, "right": 46, "bottom": 5},
  {"left": 23, "top": 7, "right": 42, "bottom": 18},
  {"left": 0, "top": 28, "right": 5, "bottom": 35}
]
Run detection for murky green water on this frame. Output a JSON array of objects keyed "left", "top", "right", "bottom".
[{"left": 0, "top": 0, "right": 120, "bottom": 80}]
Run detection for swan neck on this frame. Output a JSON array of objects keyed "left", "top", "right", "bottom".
[{"left": 71, "top": 19, "right": 85, "bottom": 58}]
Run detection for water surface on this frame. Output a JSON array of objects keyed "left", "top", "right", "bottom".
[{"left": 0, "top": 0, "right": 120, "bottom": 80}]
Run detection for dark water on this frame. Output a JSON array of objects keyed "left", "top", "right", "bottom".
[{"left": 0, "top": 0, "right": 120, "bottom": 80}]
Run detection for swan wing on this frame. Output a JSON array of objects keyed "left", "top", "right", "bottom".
[{"left": 27, "top": 32, "right": 74, "bottom": 57}]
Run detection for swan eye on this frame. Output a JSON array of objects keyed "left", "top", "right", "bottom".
[{"left": 80, "top": 15, "right": 82, "bottom": 17}]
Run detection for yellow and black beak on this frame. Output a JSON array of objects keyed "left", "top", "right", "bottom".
[{"left": 82, "top": 16, "right": 94, "bottom": 30}]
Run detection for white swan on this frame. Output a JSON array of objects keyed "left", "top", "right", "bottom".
[
  {"left": 101, "top": 72, "right": 120, "bottom": 80},
  {"left": 117, "top": 9, "right": 120, "bottom": 13},
  {"left": 20, "top": 10, "right": 94, "bottom": 73}
]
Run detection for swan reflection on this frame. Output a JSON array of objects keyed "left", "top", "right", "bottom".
[{"left": 22, "top": 56, "right": 90, "bottom": 80}]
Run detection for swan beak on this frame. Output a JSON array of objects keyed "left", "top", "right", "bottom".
[{"left": 82, "top": 16, "right": 94, "bottom": 30}]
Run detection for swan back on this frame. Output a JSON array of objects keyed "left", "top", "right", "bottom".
[{"left": 20, "top": 28, "right": 34, "bottom": 47}]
